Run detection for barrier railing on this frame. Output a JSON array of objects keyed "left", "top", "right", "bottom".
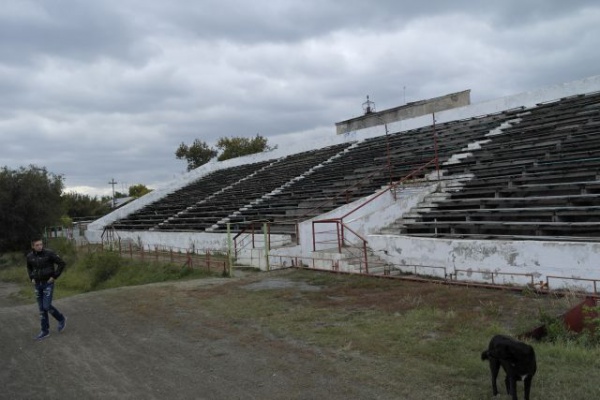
[
  {"left": 312, "top": 219, "right": 369, "bottom": 273},
  {"left": 452, "top": 269, "right": 536, "bottom": 286},
  {"left": 97, "top": 240, "right": 229, "bottom": 274},
  {"left": 387, "top": 264, "right": 448, "bottom": 278},
  {"left": 546, "top": 275, "right": 599, "bottom": 295},
  {"left": 283, "top": 255, "right": 600, "bottom": 297},
  {"left": 268, "top": 255, "right": 339, "bottom": 271},
  {"left": 299, "top": 157, "right": 438, "bottom": 228},
  {"left": 233, "top": 221, "right": 270, "bottom": 257},
  {"left": 308, "top": 159, "right": 440, "bottom": 273}
]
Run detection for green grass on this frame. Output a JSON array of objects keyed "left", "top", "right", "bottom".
[
  {"left": 177, "top": 270, "right": 599, "bottom": 399},
  {"left": 0, "top": 241, "right": 221, "bottom": 301},
  {"left": 2, "top": 248, "right": 599, "bottom": 398}
]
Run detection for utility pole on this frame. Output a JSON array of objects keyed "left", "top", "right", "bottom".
[{"left": 108, "top": 178, "right": 117, "bottom": 208}]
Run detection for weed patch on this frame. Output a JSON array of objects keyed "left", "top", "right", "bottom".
[
  {"left": 171, "top": 270, "right": 599, "bottom": 399},
  {"left": 0, "top": 245, "right": 222, "bottom": 299}
]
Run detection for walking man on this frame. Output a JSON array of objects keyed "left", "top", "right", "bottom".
[{"left": 26, "top": 237, "right": 67, "bottom": 340}]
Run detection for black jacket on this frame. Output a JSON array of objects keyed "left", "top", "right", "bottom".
[{"left": 26, "top": 249, "right": 66, "bottom": 283}]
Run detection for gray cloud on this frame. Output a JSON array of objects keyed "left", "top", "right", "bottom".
[
  {"left": 1, "top": 0, "right": 599, "bottom": 196},
  {"left": 0, "top": 1, "right": 144, "bottom": 66}
]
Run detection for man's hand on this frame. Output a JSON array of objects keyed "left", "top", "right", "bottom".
[
  {"left": 48, "top": 277, "right": 55, "bottom": 284},
  {"left": 31, "top": 279, "right": 35, "bottom": 284}
]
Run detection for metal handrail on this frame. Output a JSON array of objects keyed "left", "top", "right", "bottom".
[
  {"left": 312, "top": 219, "right": 369, "bottom": 273},
  {"left": 233, "top": 220, "right": 271, "bottom": 255},
  {"left": 340, "top": 157, "right": 438, "bottom": 221},
  {"left": 453, "top": 269, "right": 535, "bottom": 286},
  {"left": 546, "top": 275, "right": 599, "bottom": 295}
]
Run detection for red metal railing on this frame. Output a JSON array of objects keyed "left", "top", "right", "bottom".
[
  {"left": 268, "top": 255, "right": 339, "bottom": 271},
  {"left": 233, "top": 220, "right": 271, "bottom": 257},
  {"left": 297, "top": 157, "right": 438, "bottom": 228},
  {"left": 308, "top": 158, "right": 439, "bottom": 273},
  {"left": 98, "top": 240, "right": 228, "bottom": 274},
  {"left": 452, "top": 269, "right": 536, "bottom": 286},
  {"left": 312, "top": 219, "right": 369, "bottom": 273},
  {"left": 341, "top": 157, "right": 438, "bottom": 221},
  {"left": 546, "top": 275, "right": 600, "bottom": 295}
]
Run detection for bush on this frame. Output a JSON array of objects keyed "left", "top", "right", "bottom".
[
  {"left": 0, "top": 253, "right": 29, "bottom": 284},
  {"left": 2, "top": 244, "right": 221, "bottom": 297},
  {"left": 46, "top": 238, "right": 77, "bottom": 261},
  {"left": 87, "top": 252, "right": 122, "bottom": 288},
  {"left": 539, "top": 307, "right": 600, "bottom": 348}
]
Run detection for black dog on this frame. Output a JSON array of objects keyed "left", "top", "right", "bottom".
[{"left": 481, "top": 335, "right": 537, "bottom": 400}]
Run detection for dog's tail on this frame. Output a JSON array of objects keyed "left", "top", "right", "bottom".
[{"left": 481, "top": 350, "right": 489, "bottom": 361}]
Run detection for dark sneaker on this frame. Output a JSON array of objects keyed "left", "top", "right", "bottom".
[
  {"left": 58, "top": 316, "right": 67, "bottom": 333},
  {"left": 36, "top": 331, "right": 50, "bottom": 340}
]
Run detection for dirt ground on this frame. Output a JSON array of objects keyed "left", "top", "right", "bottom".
[
  {"left": 0, "top": 272, "right": 406, "bottom": 400},
  {"left": 0, "top": 270, "right": 577, "bottom": 400}
]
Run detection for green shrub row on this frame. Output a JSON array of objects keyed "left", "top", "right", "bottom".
[{"left": 0, "top": 239, "right": 219, "bottom": 298}]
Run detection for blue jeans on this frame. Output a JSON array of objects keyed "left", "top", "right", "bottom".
[{"left": 35, "top": 282, "right": 64, "bottom": 333}]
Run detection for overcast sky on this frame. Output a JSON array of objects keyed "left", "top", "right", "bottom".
[{"left": 1, "top": 0, "right": 599, "bottom": 197}]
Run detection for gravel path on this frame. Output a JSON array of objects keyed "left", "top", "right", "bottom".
[{"left": 0, "top": 275, "right": 386, "bottom": 400}]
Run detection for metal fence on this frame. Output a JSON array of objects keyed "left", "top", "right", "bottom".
[{"left": 82, "top": 242, "right": 230, "bottom": 275}]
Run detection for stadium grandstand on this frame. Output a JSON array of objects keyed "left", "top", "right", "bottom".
[{"left": 85, "top": 75, "right": 600, "bottom": 295}]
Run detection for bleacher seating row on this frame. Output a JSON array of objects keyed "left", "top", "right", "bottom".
[
  {"left": 111, "top": 90, "right": 600, "bottom": 242},
  {"left": 214, "top": 112, "right": 518, "bottom": 234},
  {"left": 398, "top": 91, "right": 600, "bottom": 241},
  {"left": 110, "top": 111, "right": 518, "bottom": 235}
]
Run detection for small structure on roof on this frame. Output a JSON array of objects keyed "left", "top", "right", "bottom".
[{"left": 335, "top": 90, "right": 470, "bottom": 135}]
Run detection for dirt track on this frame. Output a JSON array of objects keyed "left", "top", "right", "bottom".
[{"left": 0, "top": 274, "right": 397, "bottom": 400}]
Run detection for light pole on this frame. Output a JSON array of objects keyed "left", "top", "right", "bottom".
[
  {"left": 362, "top": 95, "right": 393, "bottom": 187},
  {"left": 108, "top": 178, "right": 117, "bottom": 208},
  {"left": 432, "top": 112, "right": 440, "bottom": 181}
]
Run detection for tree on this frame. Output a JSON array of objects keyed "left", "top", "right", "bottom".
[
  {"left": 62, "top": 191, "right": 111, "bottom": 220},
  {"left": 175, "top": 139, "right": 217, "bottom": 171},
  {"left": 129, "top": 184, "right": 152, "bottom": 198},
  {"left": 0, "top": 165, "right": 64, "bottom": 252},
  {"left": 216, "top": 134, "right": 276, "bottom": 161}
]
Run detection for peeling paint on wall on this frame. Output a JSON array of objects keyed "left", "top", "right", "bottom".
[{"left": 368, "top": 234, "right": 600, "bottom": 291}]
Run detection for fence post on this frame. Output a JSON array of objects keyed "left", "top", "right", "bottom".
[
  {"left": 336, "top": 222, "right": 342, "bottom": 253},
  {"left": 187, "top": 251, "right": 192, "bottom": 269},
  {"left": 362, "top": 239, "right": 369, "bottom": 274},
  {"left": 263, "top": 222, "right": 270, "bottom": 271},
  {"left": 226, "top": 223, "right": 233, "bottom": 277}
]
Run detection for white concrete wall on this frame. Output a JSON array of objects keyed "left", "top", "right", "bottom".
[
  {"left": 368, "top": 235, "right": 600, "bottom": 292},
  {"left": 95, "top": 230, "right": 230, "bottom": 251}
]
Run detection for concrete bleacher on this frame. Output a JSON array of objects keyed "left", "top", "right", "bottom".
[
  {"left": 157, "top": 143, "right": 352, "bottom": 232},
  {"left": 84, "top": 75, "right": 600, "bottom": 292},
  {"left": 110, "top": 160, "right": 273, "bottom": 230},
  {"left": 108, "top": 110, "right": 517, "bottom": 237},
  {"left": 397, "top": 91, "right": 600, "bottom": 241},
  {"left": 106, "top": 89, "right": 600, "bottom": 243},
  {"left": 211, "top": 112, "right": 517, "bottom": 235},
  {"left": 110, "top": 144, "right": 353, "bottom": 232}
]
